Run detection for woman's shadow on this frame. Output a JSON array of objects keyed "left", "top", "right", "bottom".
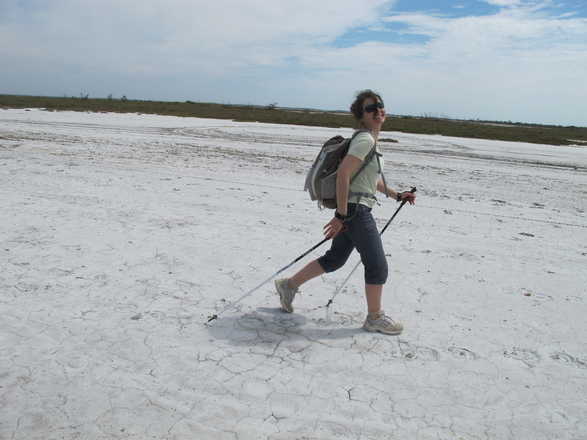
[{"left": 205, "top": 306, "right": 363, "bottom": 346}]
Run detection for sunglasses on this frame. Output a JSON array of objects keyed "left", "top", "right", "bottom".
[{"left": 363, "top": 102, "right": 385, "bottom": 113}]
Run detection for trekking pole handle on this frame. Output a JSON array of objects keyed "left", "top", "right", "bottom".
[
  {"left": 397, "top": 186, "right": 417, "bottom": 204},
  {"left": 400, "top": 186, "right": 417, "bottom": 204},
  {"left": 380, "top": 187, "right": 416, "bottom": 235}
]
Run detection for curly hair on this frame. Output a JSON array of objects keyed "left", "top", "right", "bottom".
[{"left": 350, "top": 89, "right": 384, "bottom": 121}]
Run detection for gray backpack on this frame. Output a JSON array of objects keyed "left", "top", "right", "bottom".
[{"left": 304, "top": 130, "right": 386, "bottom": 209}]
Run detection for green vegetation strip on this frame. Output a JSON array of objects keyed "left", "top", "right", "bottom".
[{"left": 1, "top": 94, "right": 585, "bottom": 146}]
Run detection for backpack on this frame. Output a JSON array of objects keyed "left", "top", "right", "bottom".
[{"left": 304, "top": 130, "right": 380, "bottom": 209}]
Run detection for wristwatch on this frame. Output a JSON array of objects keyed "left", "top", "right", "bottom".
[{"left": 335, "top": 211, "right": 348, "bottom": 221}]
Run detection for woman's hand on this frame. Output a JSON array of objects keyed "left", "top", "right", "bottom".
[
  {"left": 323, "top": 217, "right": 345, "bottom": 239},
  {"left": 398, "top": 191, "right": 416, "bottom": 205}
]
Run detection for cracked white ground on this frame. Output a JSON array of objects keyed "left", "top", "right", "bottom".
[{"left": 1, "top": 109, "right": 586, "bottom": 440}]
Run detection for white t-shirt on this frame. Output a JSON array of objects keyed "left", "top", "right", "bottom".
[{"left": 347, "top": 131, "right": 383, "bottom": 208}]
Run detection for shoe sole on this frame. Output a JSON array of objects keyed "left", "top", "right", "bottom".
[
  {"left": 363, "top": 324, "right": 402, "bottom": 336},
  {"left": 275, "top": 280, "right": 293, "bottom": 313}
]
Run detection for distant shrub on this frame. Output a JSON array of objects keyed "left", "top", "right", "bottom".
[{"left": 1, "top": 94, "right": 585, "bottom": 145}]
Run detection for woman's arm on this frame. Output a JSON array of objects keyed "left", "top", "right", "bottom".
[
  {"left": 376, "top": 179, "right": 398, "bottom": 200},
  {"left": 377, "top": 179, "right": 417, "bottom": 205},
  {"left": 336, "top": 155, "right": 362, "bottom": 215},
  {"left": 324, "top": 155, "right": 362, "bottom": 239}
]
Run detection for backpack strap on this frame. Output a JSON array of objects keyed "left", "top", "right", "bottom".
[
  {"left": 349, "top": 131, "right": 376, "bottom": 186},
  {"left": 376, "top": 152, "right": 390, "bottom": 199}
]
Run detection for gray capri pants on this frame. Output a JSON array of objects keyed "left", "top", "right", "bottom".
[{"left": 317, "top": 203, "right": 388, "bottom": 284}]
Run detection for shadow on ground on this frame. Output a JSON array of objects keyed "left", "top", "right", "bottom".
[{"left": 205, "top": 306, "right": 363, "bottom": 346}]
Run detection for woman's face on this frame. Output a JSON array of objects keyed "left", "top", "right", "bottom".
[{"left": 360, "top": 97, "right": 386, "bottom": 130}]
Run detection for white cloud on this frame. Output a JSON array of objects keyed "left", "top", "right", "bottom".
[
  {"left": 0, "top": 0, "right": 391, "bottom": 74},
  {"left": 295, "top": 3, "right": 587, "bottom": 124},
  {"left": 484, "top": 0, "right": 522, "bottom": 6},
  {"left": 0, "top": 0, "right": 585, "bottom": 125}
]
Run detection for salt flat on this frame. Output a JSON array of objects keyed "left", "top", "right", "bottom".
[{"left": 1, "top": 109, "right": 586, "bottom": 439}]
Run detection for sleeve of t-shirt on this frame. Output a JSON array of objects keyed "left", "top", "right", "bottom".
[{"left": 347, "top": 132, "right": 375, "bottom": 161}]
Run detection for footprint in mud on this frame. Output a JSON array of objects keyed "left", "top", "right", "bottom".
[
  {"left": 448, "top": 346, "right": 479, "bottom": 360},
  {"left": 399, "top": 341, "right": 440, "bottom": 361},
  {"left": 550, "top": 352, "right": 587, "bottom": 369},
  {"left": 503, "top": 347, "right": 541, "bottom": 367}
]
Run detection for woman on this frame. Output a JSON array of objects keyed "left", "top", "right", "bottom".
[{"left": 275, "top": 90, "right": 416, "bottom": 335}]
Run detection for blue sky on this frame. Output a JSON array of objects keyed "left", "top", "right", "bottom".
[
  {"left": 1, "top": 0, "right": 586, "bottom": 126},
  {"left": 333, "top": 0, "right": 502, "bottom": 47},
  {"left": 335, "top": 0, "right": 587, "bottom": 47}
]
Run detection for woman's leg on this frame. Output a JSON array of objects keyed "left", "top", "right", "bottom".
[
  {"left": 288, "top": 226, "right": 355, "bottom": 288},
  {"left": 288, "top": 228, "right": 356, "bottom": 289},
  {"left": 276, "top": 233, "right": 353, "bottom": 312},
  {"left": 365, "top": 283, "right": 383, "bottom": 313},
  {"left": 346, "top": 207, "right": 388, "bottom": 312},
  {"left": 279, "top": 225, "right": 354, "bottom": 300},
  {"left": 288, "top": 259, "right": 325, "bottom": 289},
  {"left": 349, "top": 209, "right": 402, "bottom": 334}
]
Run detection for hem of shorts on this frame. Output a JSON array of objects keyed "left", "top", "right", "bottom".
[
  {"left": 316, "top": 258, "right": 329, "bottom": 273},
  {"left": 365, "top": 280, "right": 387, "bottom": 285}
]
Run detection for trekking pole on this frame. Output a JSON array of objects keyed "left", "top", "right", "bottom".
[
  {"left": 206, "top": 236, "right": 330, "bottom": 324},
  {"left": 325, "top": 187, "right": 417, "bottom": 308}
]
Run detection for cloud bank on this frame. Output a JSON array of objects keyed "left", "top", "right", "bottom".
[{"left": 1, "top": 0, "right": 585, "bottom": 125}]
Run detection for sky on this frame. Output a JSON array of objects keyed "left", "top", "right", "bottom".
[{"left": 1, "top": 0, "right": 586, "bottom": 126}]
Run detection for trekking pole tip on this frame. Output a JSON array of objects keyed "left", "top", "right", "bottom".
[{"left": 325, "top": 299, "right": 333, "bottom": 308}]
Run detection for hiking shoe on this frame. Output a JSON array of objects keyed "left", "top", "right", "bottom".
[
  {"left": 363, "top": 311, "right": 403, "bottom": 335},
  {"left": 275, "top": 278, "right": 298, "bottom": 313}
]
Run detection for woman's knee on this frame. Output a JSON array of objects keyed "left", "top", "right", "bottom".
[
  {"left": 365, "top": 258, "right": 388, "bottom": 284},
  {"left": 318, "top": 254, "right": 349, "bottom": 273}
]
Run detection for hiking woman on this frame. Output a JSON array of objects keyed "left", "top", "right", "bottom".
[{"left": 275, "top": 90, "right": 416, "bottom": 335}]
